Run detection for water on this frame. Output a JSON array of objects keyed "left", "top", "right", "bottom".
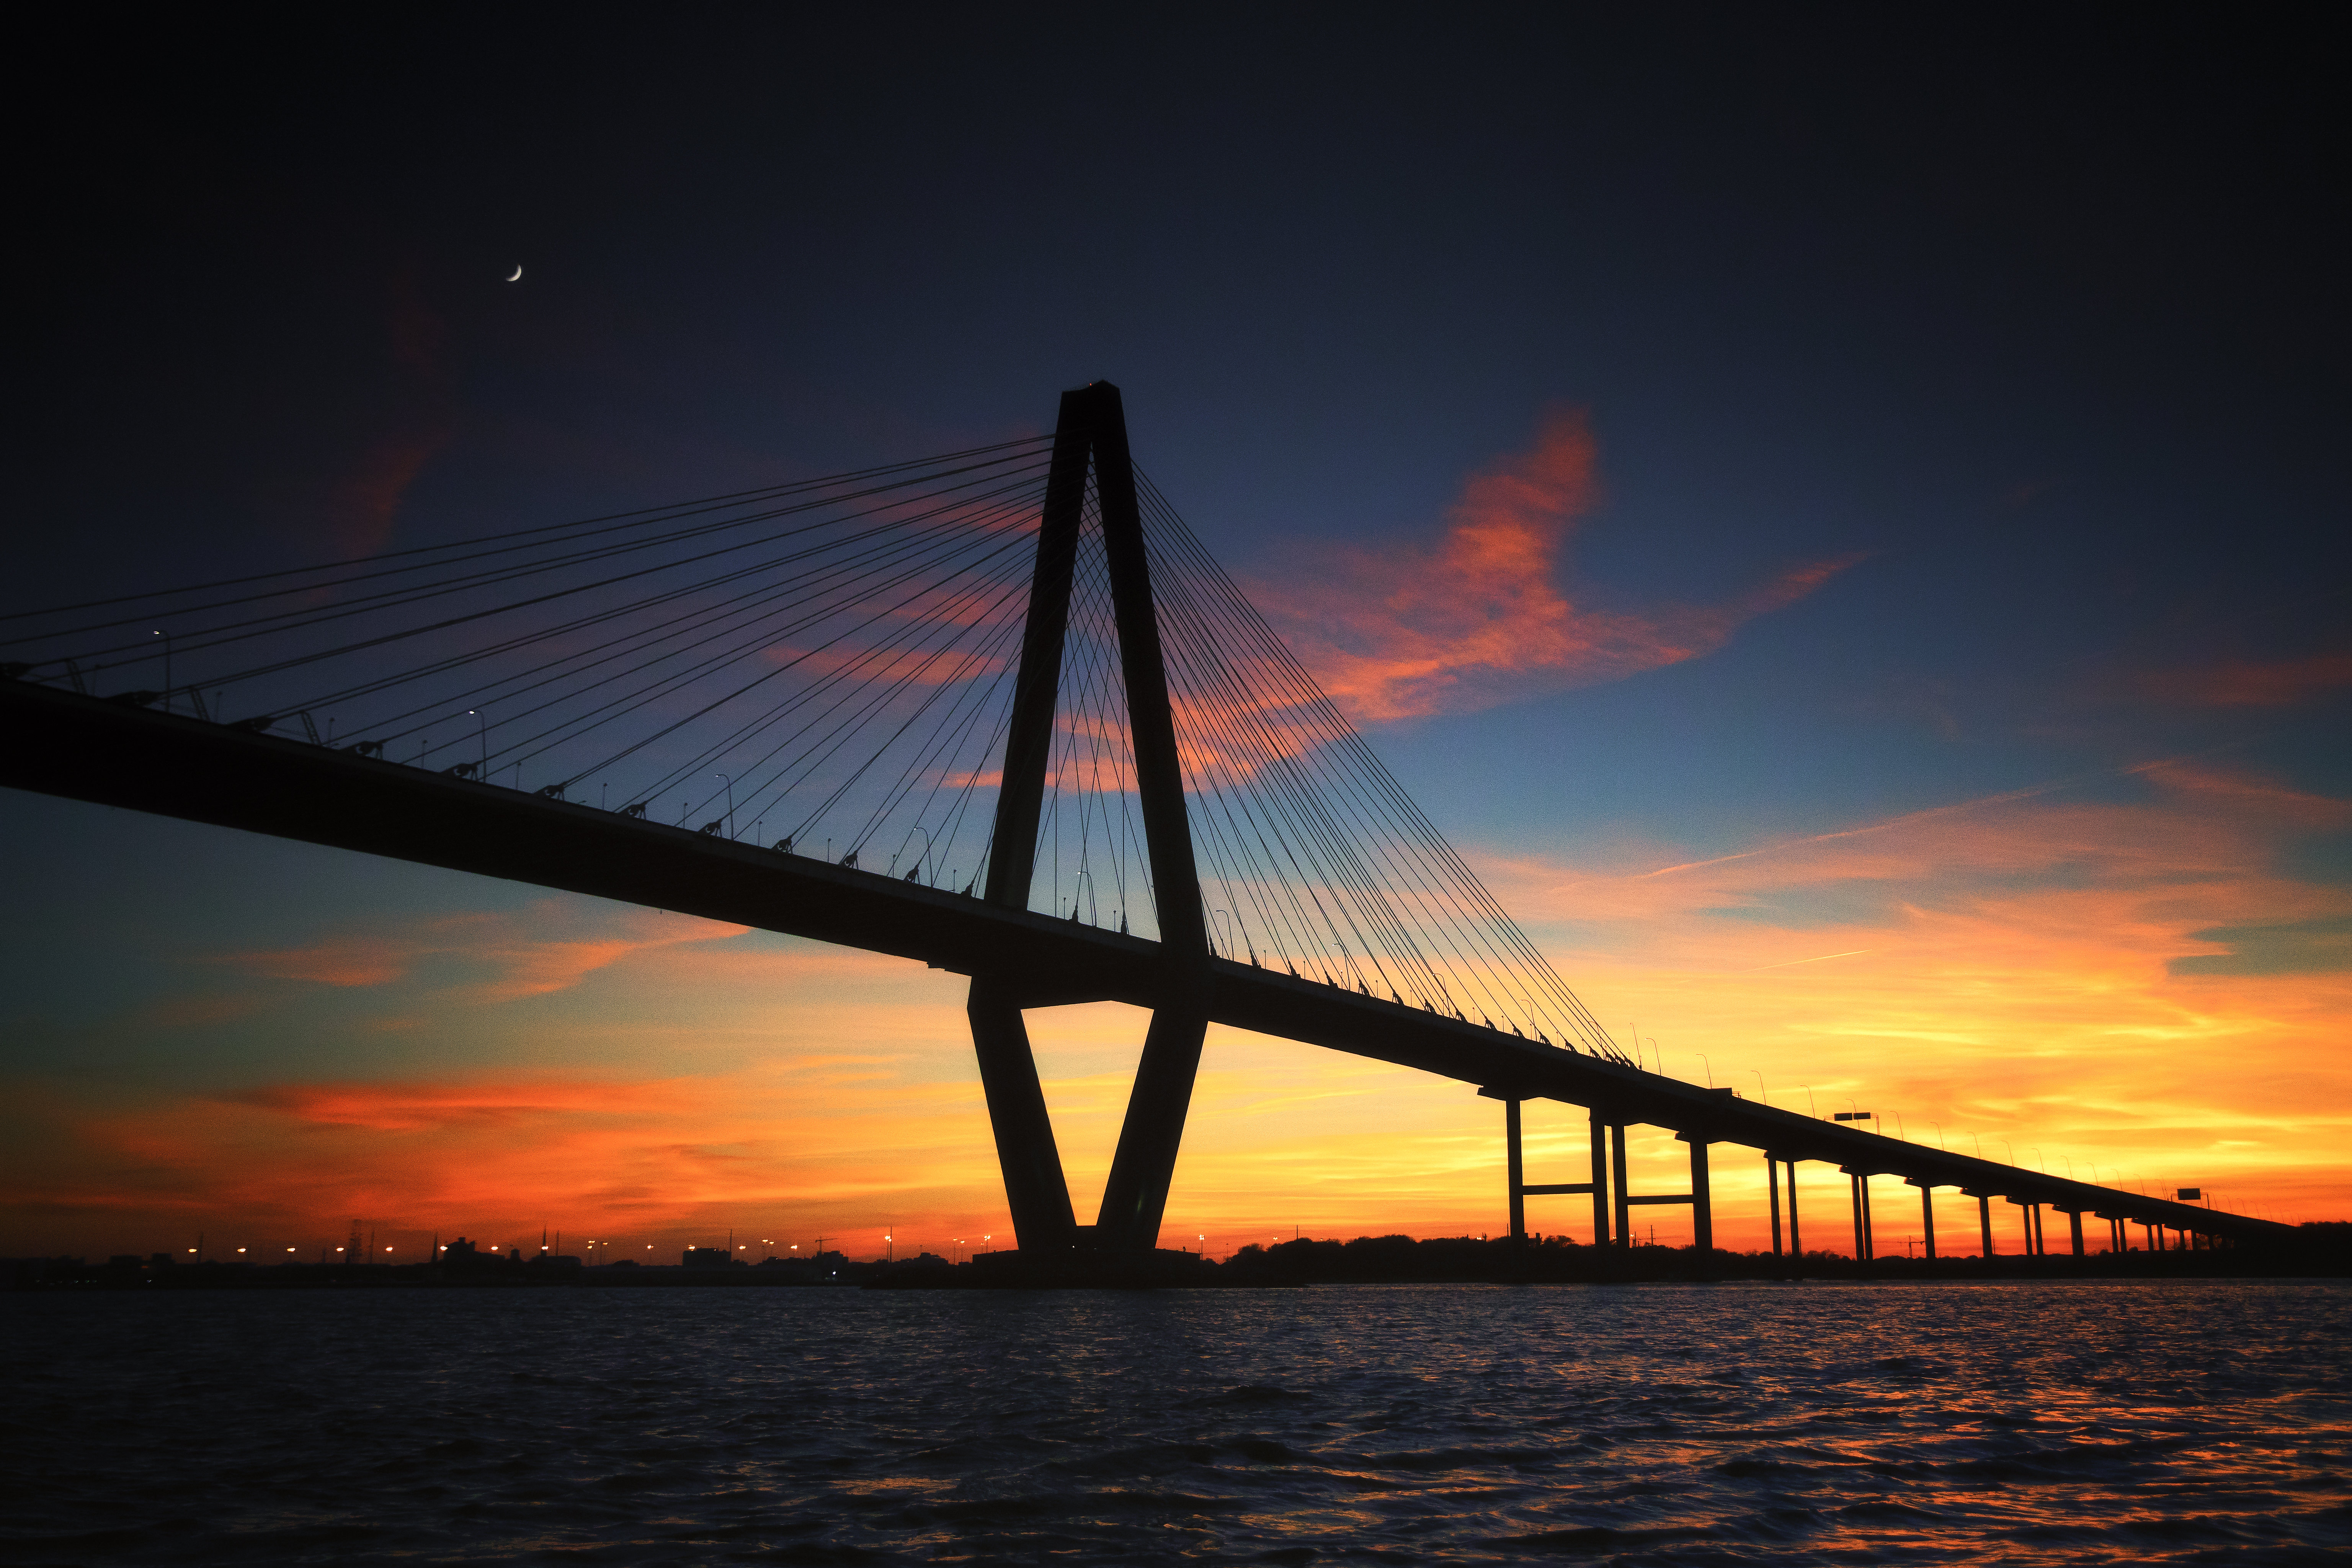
[{"left": 8, "top": 1280, "right": 2348, "bottom": 1564}]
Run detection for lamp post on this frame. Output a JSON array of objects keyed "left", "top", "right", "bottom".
[
  {"left": 468, "top": 709, "right": 487, "bottom": 776},
  {"left": 1803, "top": 1085, "right": 1819, "bottom": 1118},
  {"left": 715, "top": 774, "right": 735, "bottom": 839},
  {"left": 152, "top": 629, "right": 172, "bottom": 713},
  {"left": 1929, "top": 1121, "right": 1946, "bottom": 1150},
  {"left": 1750, "top": 1070, "right": 1767, "bottom": 1104},
  {"left": 1697, "top": 1052, "right": 1714, "bottom": 1089}
]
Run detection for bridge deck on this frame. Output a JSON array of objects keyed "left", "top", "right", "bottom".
[{"left": 3, "top": 680, "right": 2283, "bottom": 1245}]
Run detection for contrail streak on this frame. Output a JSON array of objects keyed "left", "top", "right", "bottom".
[{"left": 1741, "top": 949, "right": 1872, "bottom": 973}]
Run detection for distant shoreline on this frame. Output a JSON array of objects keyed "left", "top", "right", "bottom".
[{"left": 10, "top": 1237, "right": 2344, "bottom": 1293}]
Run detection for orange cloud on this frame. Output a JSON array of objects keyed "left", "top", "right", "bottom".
[
  {"left": 2138, "top": 652, "right": 2352, "bottom": 708},
  {"left": 1250, "top": 409, "right": 1862, "bottom": 721},
  {"left": 223, "top": 901, "right": 743, "bottom": 1001}
]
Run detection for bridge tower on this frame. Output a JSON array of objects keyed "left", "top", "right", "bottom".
[{"left": 969, "top": 382, "right": 1211, "bottom": 1255}]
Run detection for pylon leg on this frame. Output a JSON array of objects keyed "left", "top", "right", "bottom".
[
  {"left": 1095, "top": 1005, "right": 1208, "bottom": 1250},
  {"left": 967, "top": 977, "right": 1076, "bottom": 1251}
]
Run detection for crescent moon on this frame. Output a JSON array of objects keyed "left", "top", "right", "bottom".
[{"left": 506, "top": 264, "right": 523, "bottom": 283}]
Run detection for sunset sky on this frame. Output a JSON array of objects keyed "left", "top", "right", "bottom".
[{"left": 8, "top": 10, "right": 2346, "bottom": 1263}]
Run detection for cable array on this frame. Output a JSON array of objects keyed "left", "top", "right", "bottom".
[
  {"left": 2, "top": 439, "right": 1056, "bottom": 891},
  {"left": 3, "top": 428, "right": 1624, "bottom": 1062},
  {"left": 1135, "top": 467, "right": 1629, "bottom": 1062}
]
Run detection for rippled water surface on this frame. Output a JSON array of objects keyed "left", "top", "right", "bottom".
[{"left": 9, "top": 1280, "right": 2349, "bottom": 1564}]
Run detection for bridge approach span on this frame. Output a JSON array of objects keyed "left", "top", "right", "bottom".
[{"left": 3, "top": 679, "right": 2280, "bottom": 1250}]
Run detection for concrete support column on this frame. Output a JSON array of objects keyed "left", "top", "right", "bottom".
[
  {"left": 1689, "top": 1138, "right": 1713, "bottom": 1256},
  {"left": 2031, "top": 1203, "right": 2045, "bottom": 1256},
  {"left": 1920, "top": 1184, "right": 1936, "bottom": 1260},
  {"left": 2068, "top": 1210, "right": 2085, "bottom": 1257},
  {"left": 1505, "top": 1099, "right": 1526, "bottom": 1243},
  {"left": 1612, "top": 1122, "right": 1632, "bottom": 1250},
  {"left": 1589, "top": 1109, "right": 1610, "bottom": 1248},
  {"left": 1766, "top": 1153, "right": 1783, "bottom": 1256},
  {"left": 1849, "top": 1173, "right": 1865, "bottom": 1260},
  {"left": 1786, "top": 1163, "right": 1802, "bottom": 1256},
  {"left": 1978, "top": 1193, "right": 1994, "bottom": 1257},
  {"left": 2019, "top": 1202, "right": 2034, "bottom": 1254}
]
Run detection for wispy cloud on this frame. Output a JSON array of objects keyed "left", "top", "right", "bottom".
[
  {"left": 2136, "top": 652, "right": 2352, "bottom": 708},
  {"left": 222, "top": 901, "right": 744, "bottom": 1001},
  {"left": 1250, "top": 408, "right": 1863, "bottom": 721}
]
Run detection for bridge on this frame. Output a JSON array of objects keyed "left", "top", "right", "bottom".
[{"left": 2, "top": 383, "right": 2282, "bottom": 1265}]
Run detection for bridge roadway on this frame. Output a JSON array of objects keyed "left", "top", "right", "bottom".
[{"left": 4, "top": 679, "right": 2285, "bottom": 1250}]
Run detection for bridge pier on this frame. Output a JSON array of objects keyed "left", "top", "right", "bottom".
[
  {"left": 1847, "top": 1170, "right": 1877, "bottom": 1260},
  {"left": 1612, "top": 1122, "right": 1632, "bottom": 1248},
  {"left": 1590, "top": 1109, "right": 1610, "bottom": 1247},
  {"left": 1684, "top": 1135, "right": 1713, "bottom": 1256},
  {"left": 1766, "top": 1153, "right": 1782, "bottom": 1256},
  {"left": 1786, "top": 1161, "right": 1802, "bottom": 1256},
  {"left": 1506, "top": 1098, "right": 1526, "bottom": 1240},
  {"left": 2065, "top": 1208, "right": 2086, "bottom": 1257},
  {"left": 1912, "top": 1179, "right": 1936, "bottom": 1260},
  {"left": 1492, "top": 1093, "right": 1604, "bottom": 1246}
]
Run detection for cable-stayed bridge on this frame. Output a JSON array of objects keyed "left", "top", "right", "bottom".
[{"left": 1, "top": 383, "right": 2282, "bottom": 1264}]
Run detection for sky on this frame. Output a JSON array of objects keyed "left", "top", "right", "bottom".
[{"left": 8, "top": 7, "right": 2347, "bottom": 1263}]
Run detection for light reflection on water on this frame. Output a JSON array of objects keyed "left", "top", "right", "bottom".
[{"left": 8, "top": 1279, "right": 2348, "bottom": 1563}]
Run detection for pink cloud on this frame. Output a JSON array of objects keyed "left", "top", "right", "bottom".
[
  {"left": 2137, "top": 653, "right": 2352, "bottom": 709},
  {"left": 1249, "top": 408, "right": 1863, "bottom": 721}
]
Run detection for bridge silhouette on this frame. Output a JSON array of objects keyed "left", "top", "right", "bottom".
[{"left": 2, "top": 382, "right": 2279, "bottom": 1267}]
